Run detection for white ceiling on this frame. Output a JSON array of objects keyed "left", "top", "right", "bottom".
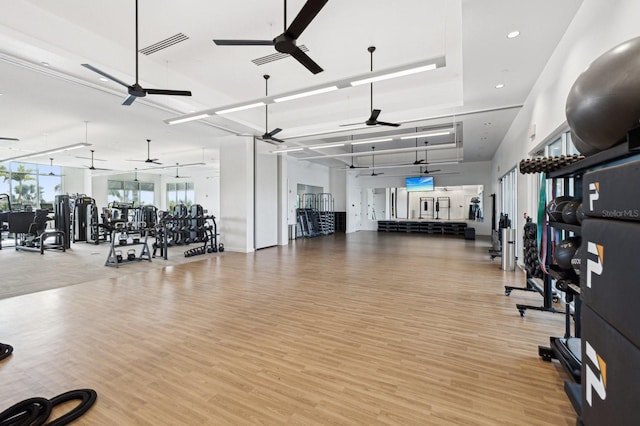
[{"left": 0, "top": 0, "right": 583, "bottom": 177}]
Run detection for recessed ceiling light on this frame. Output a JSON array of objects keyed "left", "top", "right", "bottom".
[
  {"left": 99, "top": 77, "right": 109, "bottom": 82},
  {"left": 495, "top": 84, "right": 505, "bottom": 89},
  {"left": 507, "top": 31, "right": 520, "bottom": 39},
  {"left": 41, "top": 62, "right": 50, "bottom": 67}
]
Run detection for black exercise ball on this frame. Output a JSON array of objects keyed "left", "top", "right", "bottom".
[
  {"left": 562, "top": 200, "right": 582, "bottom": 225},
  {"left": 555, "top": 237, "right": 581, "bottom": 270},
  {"left": 570, "top": 131, "right": 599, "bottom": 156},
  {"left": 547, "top": 196, "right": 574, "bottom": 222},
  {"left": 571, "top": 245, "right": 582, "bottom": 277},
  {"left": 566, "top": 36, "right": 640, "bottom": 152},
  {"left": 576, "top": 202, "right": 586, "bottom": 224}
]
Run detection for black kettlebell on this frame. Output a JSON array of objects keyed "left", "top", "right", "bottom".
[
  {"left": 218, "top": 243, "right": 224, "bottom": 252},
  {"left": 116, "top": 250, "right": 123, "bottom": 263},
  {"left": 127, "top": 249, "right": 136, "bottom": 261}
]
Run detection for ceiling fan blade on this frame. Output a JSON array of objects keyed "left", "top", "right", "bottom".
[
  {"left": 267, "top": 128, "right": 282, "bottom": 137},
  {"left": 349, "top": 165, "right": 368, "bottom": 169},
  {"left": 122, "top": 95, "right": 137, "bottom": 106},
  {"left": 81, "top": 64, "right": 130, "bottom": 88},
  {"left": 376, "top": 121, "right": 401, "bottom": 127},
  {"left": 0, "top": 137, "right": 19, "bottom": 141},
  {"left": 368, "top": 109, "right": 381, "bottom": 121},
  {"left": 145, "top": 159, "right": 162, "bottom": 165},
  {"left": 213, "top": 39, "right": 274, "bottom": 46},
  {"left": 340, "top": 123, "right": 362, "bottom": 127},
  {"left": 144, "top": 88, "right": 192, "bottom": 96},
  {"left": 413, "top": 159, "right": 426, "bottom": 165},
  {"left": 270, "top": 136, "right": 286, "bottom": 143},
  {"left": 290, "top": 47, "right": 323, "bottom": 74},
  {"left": 286, "top": 0, "right": 328, "bottom": 39}
]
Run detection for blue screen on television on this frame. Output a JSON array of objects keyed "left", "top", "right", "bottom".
[{"left": 406, "top": 176, "right": 434, "bottom": 192}]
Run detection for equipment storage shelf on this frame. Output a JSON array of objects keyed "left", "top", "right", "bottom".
[{"left": 105, "top": 227, "right": 151, "bottom": 268}]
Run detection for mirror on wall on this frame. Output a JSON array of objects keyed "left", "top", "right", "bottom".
[{"left": 375, "top": 185, "right": 484, "bottom": 221}]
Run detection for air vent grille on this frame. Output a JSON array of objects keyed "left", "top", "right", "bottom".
[
  {"left": 139, "top": 33, "right": 189, "bottom": 55},
  {"left": 252, "top": 45, "right": 309, "bottom": 66}
]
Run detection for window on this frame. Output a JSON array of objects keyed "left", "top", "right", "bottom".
[
  {"left": 166, "top": 182, "right": 194, "bottom": 211},
  {"left": 108, "top": 180, "right": 154, "bottom": 206},
  {"left": 0, "top": 161, "right": 62, "bottom": 210}
]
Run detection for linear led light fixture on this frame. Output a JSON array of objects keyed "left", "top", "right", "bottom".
[
  {"left": 274, "top": 86, "right": 338, "bottom": 103},
  {"left": 272, "top": 147, "right": 304, "bottom": 154},
  {"left": 351, "top": 64, "right": 438, "bottom": 86},
  {"left": 167, "top": 113, "right": 210, "bottom": 125},
  {"left": 350, "top": 138, "right": 393, "bottom": 145},
  {"left": 309, "top": 142, "right": 345, "bottom": 149},
  {"left": 400, "top": 130, "right": 451, "bottom": 139},
  {"left": 1, "top": 143, "right": 91, "bottom": 162},
  {"left": 215, "top": 102, "right": 265, "bottom": 115}
]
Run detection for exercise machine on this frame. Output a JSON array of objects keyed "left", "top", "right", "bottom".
[{"left": 8, "top": 210, "right": 66, "bottom": 254}]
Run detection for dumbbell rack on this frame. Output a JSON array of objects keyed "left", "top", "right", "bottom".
[
  {"left": 105, "top": 224, "right": 152, "bottom": 268},
  {"left": 154, "top": 215, "right": 218, "bottom": 260}
]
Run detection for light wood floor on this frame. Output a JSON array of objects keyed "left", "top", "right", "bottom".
[{"left": 0, "top": 232, "right": 575, "bottom": 425}]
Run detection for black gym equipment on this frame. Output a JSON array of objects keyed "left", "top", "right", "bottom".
[
  {"left": 8, "top": 210, "right": 66, "bottom": 254},
  {"left": 554, "top": 237, "right": 581, "bottom": 270},
  {"left": 0, "top": 389, "right": 97, "bottom": 426},
  {"left": 0, "top": 342, "right": 13, "bottom": 361},
  {"left": 0, "top": 397, "right": 52, "bottom": 426},
  {"left": 157, "top": 208, "right": 219, "bottom": 260},
  {"left": 72, "top": 196, "right": 94, "bottom": 243},
  {"left": 561, "top": 200, "right": 581, "bottom": 225},
  {"left": 55, "top": 195, "right": 72, "bottom": 249},
  {"left": 547, "top": 196, "right": 575, "bottom": 222},
  {"left": 566, "top": 36, "right": 640, "bottom": 153}
]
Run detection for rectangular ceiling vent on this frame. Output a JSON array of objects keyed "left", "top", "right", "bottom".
[
  {"left": 252, "top": 45, "right": 308, "bottom": 66},
  {"left": 139, "top": 33, "right": 189, "bottom": 55}
]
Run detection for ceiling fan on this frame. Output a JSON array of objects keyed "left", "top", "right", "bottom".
[
  {"left": 420, "top": 142, "right": 441, "bottom": 173},
  {"left": 213, "top": 0, "right": 327, "bottom": 74},
  {"left": 348, "top": 144, "right": 367, "bottom": 169},
  {"left": 129, "top": 139, "right": 162, "bottom": 165},
  {"left": 0, "top": 137, "right": 19, "bottom": 141},
  {"left": 342, "top": 47, "right": 401, "bottom": 128},
  {"left": 81, "top": 0, "right": 192, "bottom": 105},
  {"left": 174, "top": 163, "right": 191, "bottom": 179},
  {"left": 370, "top": 146, "right": 384, "bottom": 176},
  {"left": 85, "top": 150, "right": 111, "bottom": 171},
  {"left": 47, "top": 158, "right": 65, "bottom": 176},
  {"left": 261, "top": 75, "right": 284, "bottom": 143}
]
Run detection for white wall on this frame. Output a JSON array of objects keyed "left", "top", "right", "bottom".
[
  {"left": 330, "top": 168, "right": 347, "bottom": 211},
  {"left": 220, "top": 137, "right": 254, "bottom": 253},
  {"left": 254, "top": 139, "right": 278, "bottom": 249},
  {"left": 62, "top": 167, "right": 90, "bottom": 197},
  {"left": 491, "top": 0, "right": 640, "bottom": 252}
]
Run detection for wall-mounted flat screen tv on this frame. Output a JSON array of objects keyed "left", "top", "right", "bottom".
[{"left": 406, "top": 176, "right": 434, "bottom": 192}]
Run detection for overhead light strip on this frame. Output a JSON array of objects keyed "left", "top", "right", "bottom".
[
  {"left": 165, "top": 55, "right": 446, "bottom": 125},
  {"left": 1, "top": 143, "right": 91, "bottom": 162},
  {"left": 350, "top": 64, "right": 437, "bottom": 86},
  {"left": 167, "top": 113, "right": 210, "bottom": 125},
  {"left": 309, "top": 142, "right": 345, "bottom": 149},
  {"left": 400, "top": 130, "right": 452, "bottom": 139},
  {"left": 350, "top": 138, "right": 393, "bottom": 145},
  {"left": 274, "top": 86, "right": 338, "bottom": 103},
  {"left": 215, "top": 102, "right": 265, "bottom": 115},
  {"left": 272, "top": 147, "right": 304, "bottom": 153}
]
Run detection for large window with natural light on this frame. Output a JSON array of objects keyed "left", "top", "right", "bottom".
[
  {"left": 108, "top": 180, "right": 155, "bottom": 206},
  {"left": 166, "top": 182, "right": 195, "bottom": 211},
  {"left": 0, "top": 162, "right": 62, "bottom": 210}
]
